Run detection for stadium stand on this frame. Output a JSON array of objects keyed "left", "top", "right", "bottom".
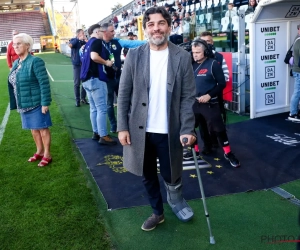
[
  {"left": 0, "top": 11, "right": 47, "bottom": 42},
  {"left": 239, "top": 4, "right": 249, "bottom": 12},
  {"left": 245, "top": 13, "right": 254, "bottom": 30},
  {"left": 221, "top": 16, "right": 230, "bottom": 32},
  {"left": 94, "top": 0, "right": 255, "bottom": 52},
  {"left": 231, "top": 15, "right": 239, "bottom": 31}
]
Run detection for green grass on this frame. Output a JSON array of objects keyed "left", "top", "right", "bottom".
[
  {"left": 0, "top": 56, "right": 10, "bottom": 120},
  {"left": 105, "top": 190, "right": 299, "bottom": 250},
  {"left": 1, "top": 53, "right": 299, "bottom": 250},
  {"left": 0, "top": 56, "right": 112, "bottom": 249}
]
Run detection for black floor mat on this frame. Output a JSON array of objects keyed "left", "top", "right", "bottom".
[{"left": 75, "top": 112, "right": 300, "bottom": 210}]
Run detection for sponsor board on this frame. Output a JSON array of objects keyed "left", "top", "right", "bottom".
[
  {"left": 254, "top": 23, "right": 287, "bottom": 111},
  {"left": 0, "top": 40, "right": 10, "bottom": 54},
  {"left": 285, "top": 5, "right": 300, "bottom": 18}
]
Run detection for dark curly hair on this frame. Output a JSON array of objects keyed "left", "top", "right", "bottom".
[{"left": 142, "top": 6, "right": 171, "bottom": 30}]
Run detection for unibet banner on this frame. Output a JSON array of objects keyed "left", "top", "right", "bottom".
[{"left": 254, "top": 22, "right": 287, "bottom": 112}]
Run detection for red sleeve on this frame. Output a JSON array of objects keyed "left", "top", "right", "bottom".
[{"left": 6, "top": 42, "right": 13, "bottom": 68}]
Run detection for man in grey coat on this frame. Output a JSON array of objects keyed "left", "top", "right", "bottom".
[{"left": 117, "top": 6, "right": 196, "bottom": 231}]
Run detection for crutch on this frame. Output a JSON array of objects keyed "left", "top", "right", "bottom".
[{"left": 183, "top": 138, "right": 215, "bottom": 244}]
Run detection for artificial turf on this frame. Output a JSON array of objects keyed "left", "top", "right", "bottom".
[
  {"left": 0, "top": 53, "right": 299, "bottom": 250},
  {"left": 0, "top": 56, "right": 112, "bottom": 249}
]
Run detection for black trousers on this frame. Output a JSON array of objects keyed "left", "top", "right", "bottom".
[
  {"left": 142, "top": 133, "right": 172, "bottom": 216},
  {"left": 194, "top": 102, "right": 228, "bottom": 148},
  {"left": 73, "top": 65, "right": 86, "bottom": 102},
  {"left": 107, "top": 77, "right": 119, "bottom": 132}
]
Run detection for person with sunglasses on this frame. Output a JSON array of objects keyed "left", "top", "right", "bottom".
[{"left": 6, "top": 30, "right": 19, "bottom": 70}]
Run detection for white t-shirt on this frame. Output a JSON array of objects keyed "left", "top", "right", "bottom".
[{"left": 146, "top": 47, "right": 169, "bottom": 134}]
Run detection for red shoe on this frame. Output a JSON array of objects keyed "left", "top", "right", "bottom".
[
  {"left": 28, "top": 153, "right": 44, "bottom": 162},
  {"left": 38, "top": 157, "right": 52, "bottom": 167}
]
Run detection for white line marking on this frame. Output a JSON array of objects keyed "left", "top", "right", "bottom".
[
  {"left": 46, "top": 69, "right": 55, "bottom": 82},
  {"left": 46, "top": 64, "right": 72, "bottom": 66},
  {"left": 0, "top": 104, "right": 11, "bottom": 145},
  {"left": 55, "top": 80, "right": 74, "bottom": 82}
]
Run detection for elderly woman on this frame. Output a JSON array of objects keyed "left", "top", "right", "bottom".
[{"left": 8, "top": 33, "right": 52, "bottom": 167}]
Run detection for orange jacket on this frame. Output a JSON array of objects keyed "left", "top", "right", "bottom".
[{"left": 7, "top": 41, "right": 19, "bottom": 68}]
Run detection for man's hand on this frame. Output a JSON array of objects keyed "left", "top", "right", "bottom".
[
  {"left": 118, "top": 131, "right": 131, "bottom": 145},
  {"left": 106, "top": 60, "right": 113, "bottom": 67},
  {"left": 180, "top": 134, "right": 196, "bottom": 146},
  {"left": 197, "top": 94, "right": 211, "bottom": 103},
  {"left": 42, "top": 106, "right": 49, "bottom": 114}
]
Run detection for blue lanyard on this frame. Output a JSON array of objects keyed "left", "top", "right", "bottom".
[{"left": 102, "top": 41, "right": 112, "bottom": 54}]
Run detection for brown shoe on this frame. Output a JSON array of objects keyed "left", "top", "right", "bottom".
[
  {"left": 141, "top": 214, "right": 164, "bottom": 231},
  {"left": 98, "top": 135, "right": 117, "bottom": 145}
]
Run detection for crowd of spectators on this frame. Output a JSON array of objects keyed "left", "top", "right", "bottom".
[
  {"left": 108, "top": 0, "right": 260, "bottom": 39},
  {"left": 106, "top": 0, "right": 259, "bottom": 43}
]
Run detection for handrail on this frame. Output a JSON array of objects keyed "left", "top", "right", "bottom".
[{"left": 97, "top": 0, "right": 135, "bottom": 25}]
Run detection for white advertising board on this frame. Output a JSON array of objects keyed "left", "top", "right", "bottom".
[
  {"left": 250, "top": 0, "right": 300, "bottom": 118},
  {"left": 0, "top": 40, "right": 10, "bottom": 54},
  {"left": 254, "top": 22, "right": 288, "bottom": 113}
]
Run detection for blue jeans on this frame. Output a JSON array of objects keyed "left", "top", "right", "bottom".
[
  {"left": 82, "top": 78, "right": 108, "bottom": 137},
  {"left": 290, "top": 72, "right": 300, "bottom": 115},
  {"left": 107, "top": 77, "right": 119, "bottom": 132}
]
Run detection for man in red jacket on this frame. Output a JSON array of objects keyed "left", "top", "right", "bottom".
[{"left": 6, "top": 30, "right": 19, "bottom": 70}]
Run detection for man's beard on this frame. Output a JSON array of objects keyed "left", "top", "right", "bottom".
[{"left": 146, "top": 31, "right": 169, "bottom": 46}]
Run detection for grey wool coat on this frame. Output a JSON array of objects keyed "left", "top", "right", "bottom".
[{"left": 117, "top": 42, "right": 196, "bottom": 183}]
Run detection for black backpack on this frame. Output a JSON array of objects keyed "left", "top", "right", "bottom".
[
  {"left": 284, "top": 37, "right": 300, "bottom": 64},
  {"left": 284, "top": 46, "right": 293, "bottom": 64}
]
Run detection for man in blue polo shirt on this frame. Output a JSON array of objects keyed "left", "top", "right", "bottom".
[
  {"left": 69, "top": 29, "right": 88, "bottom": 107},
  {"left": 80, "top": 24, "right": 117, "bottom": 146},
  {"left": 101, "top": 22, "right": 146, "bottom": 133}
]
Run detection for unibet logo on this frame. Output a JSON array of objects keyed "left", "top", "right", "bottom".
[
  {"left": 264, "top": 33, "right": 276, "bottom": 36},
  {"left": 261, "top": 26, "right": 280, "bottom": 33},
  {"left": 261, "top": 81, "right": 279, "bottom": 89},
  {"left": 261, "top": 54, "right": 279, "bottom": 64},
  {"left": 261, "top": 26, "right": 279, "bottom": 36}
]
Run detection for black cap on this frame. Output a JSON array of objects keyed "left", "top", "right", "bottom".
[
  {"left": 128, "top": 32, "right": 134, "bottom": 36},
  {"left": 164, "top": 3, "right": 169, "bottom": 7}
]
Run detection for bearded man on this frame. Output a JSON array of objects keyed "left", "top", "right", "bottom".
[{"left": 117, "top": 6, "right": 196, "bottom": 231}]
